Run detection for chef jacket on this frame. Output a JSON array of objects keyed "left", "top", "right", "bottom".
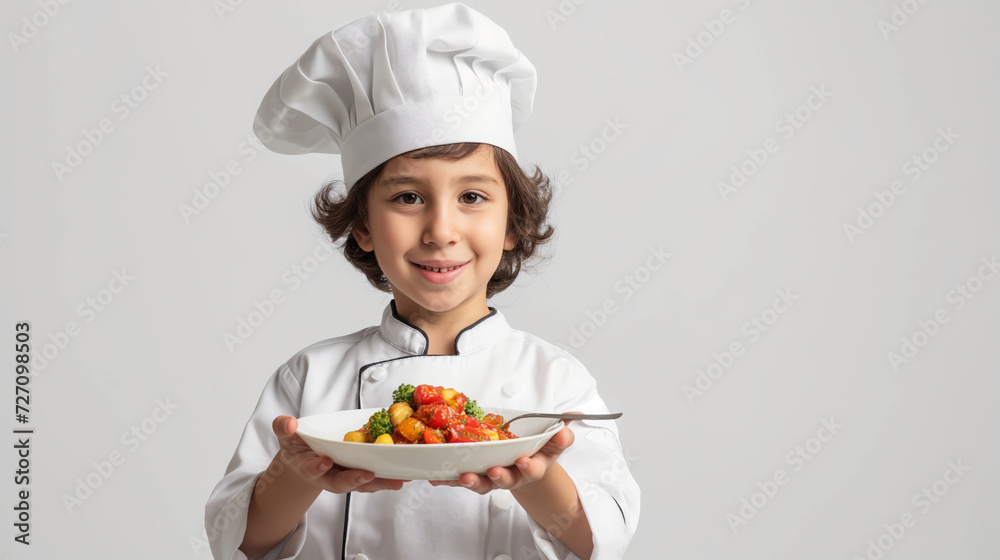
[{"left": 205, "top": 300, "right": 640, "bottom": 560}]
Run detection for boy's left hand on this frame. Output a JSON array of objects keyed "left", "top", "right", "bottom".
[{"left": 429, "top": 415, "right": 577, "bottom": 494}]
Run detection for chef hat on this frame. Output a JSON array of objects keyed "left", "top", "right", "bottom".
[{"left": 252, "top": 2, "right": 537, "bottom": 190}]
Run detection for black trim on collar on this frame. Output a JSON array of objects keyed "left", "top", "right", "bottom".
[
  {"left": 453, "top": 306, "right": 497, "bottom": 356},
  {"left": 356, "top": 355, "right": 421, "bottom": 408},
  {"left": 612, "top": 495, "right": 626, "bottom": 524},
  {"left": 343, "top": 303, "right": 499, "bottom": 557},
  {"left": 388, "top": 299, "right": 497, "bottom": 356},
  {"left": 347, "top": 352, "right": 430, "bottom": 559},
  {"left": 341, "top": 493, "right": 351, "bottom": 560},
  {"left": 389, "top": 299, "right": 430, "bottom": 356}
]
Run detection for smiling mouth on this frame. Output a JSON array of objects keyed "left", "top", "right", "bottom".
[{"left": 416, "top": 263, "right": 464, "bottom": 273}]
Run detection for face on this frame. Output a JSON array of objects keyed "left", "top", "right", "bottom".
[{"left": 353, "top": 145, "right": 515, "bottom": 322}]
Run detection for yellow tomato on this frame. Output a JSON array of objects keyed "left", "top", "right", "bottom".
[
  {"left": 481, "top": 428, "right": 499, "bottom": 441},
  {"left": 374, "top": 433, "right": 394, "bottom": 444},
  {"left": 398, "top": 417, "right": 426, "bottom": 442}
]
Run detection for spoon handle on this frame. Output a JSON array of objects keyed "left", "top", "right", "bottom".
[{"left": 501, "top": 412, "right": 622, "bottom": 430}]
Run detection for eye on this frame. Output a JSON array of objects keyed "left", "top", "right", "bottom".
[
  {"left": 461, "top": 192, "right": 486, "bottom": 205},
  {"left": 393, "top": 192, "right": 423, "bottom": 205}
]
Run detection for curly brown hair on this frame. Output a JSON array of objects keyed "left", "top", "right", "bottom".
[{"left": 310, "top": 142, "right": 554, "bottom": 298}]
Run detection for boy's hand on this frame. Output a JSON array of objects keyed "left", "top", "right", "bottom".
[
  {"left": 264, "top": 415, "right": 408, "bottom": 494},
  {"left": 428, "top": 415, "right": 577, "bottom": 494}
]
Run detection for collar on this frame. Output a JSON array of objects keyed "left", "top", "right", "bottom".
[{"left": 378, "top": 299, "right": 510, "bottom": 356}]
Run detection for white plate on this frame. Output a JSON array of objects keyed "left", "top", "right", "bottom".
[{"left": 296, "top": 407, "right": 563, "bottom": 480}]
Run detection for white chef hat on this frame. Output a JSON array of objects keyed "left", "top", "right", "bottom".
[{"left": 252, "top": 2, "right": 537, "bottom": 190}]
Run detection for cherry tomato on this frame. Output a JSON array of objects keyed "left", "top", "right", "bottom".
[
  {"left": 426, "top": 405, "right": 455, "bottom": 429},
  {"left": 413, "top": 384, "right": 444, "bottom": 405},
  {"left": 448, "top": 424, "right": 491, "bottom": 443},
  {"left": 441, "top": 388, "right": 468, "bottom": 413},
  {"left": 450, "top": 393, "right": 468, "bottom": 414},
  {"left": 423, "top": 427, "right": 446, "bottom": 444},
  {"left": 481, "top": 414, "right": 505, "bottom": 428},
  {"left": 398, "top": 417, "right": 426, "bottom": 442},
  {"left": 480, "top": 427, "right": 499, "bottom": 441},
  {"left": 413, "top": 404, "right": 436, "bottom": 424}
]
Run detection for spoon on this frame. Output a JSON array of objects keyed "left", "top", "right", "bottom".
[{"left": 499, "top": 412, "right": 622, "bottom": 431}]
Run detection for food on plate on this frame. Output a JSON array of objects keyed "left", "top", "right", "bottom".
[{"left": 343, "top": 383, "right": 518, "bottom": 444}]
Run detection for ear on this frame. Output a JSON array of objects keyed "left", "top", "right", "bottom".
[
  {"left": 354, "top": 225, "right": 374, "bottom": 252},
  {"left": 503, "top": 231, "right": 516, "bottom": 252}
]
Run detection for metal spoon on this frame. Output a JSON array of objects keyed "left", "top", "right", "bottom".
[{"left": 499, "top": 412, "right": 622, "bottom": 431}]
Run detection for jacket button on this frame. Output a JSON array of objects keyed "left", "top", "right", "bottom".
[
  {"left": 366, "top": 367, "right": 387, "bottom": 382},
  {"left": 490, "top": 490, "right": 515, "bottom": 510},
  {"left": 501, "top": 381, "right": 521, "bottom": 397},
  {"left": 494, "top": 555, "right": 512, "bottom": 560}
]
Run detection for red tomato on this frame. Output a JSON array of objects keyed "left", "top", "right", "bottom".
[
  {"left": 451, "top": 393, "right": 468, "bottom": 414},
  {"left": 481, "top": 414, "right": 505, "bottom": 428},
  {"left": 413, "top": 404, "right": 436, "bottom": 423},
  {"left": 423, "top": 427, "right": 446, "bottom": 444},
  {"left": 426, "top": 405, "right": 455, "bottom": 429},
  {"left": 448, "top": 424, "right": 491, "bottom": 443},
  {"left": 413, "top": 384, "right": 444, "bottom": 405}
]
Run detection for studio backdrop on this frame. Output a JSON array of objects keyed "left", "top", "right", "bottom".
[{"left": 1, "top": 0, "right": 998, "bottom": 558}]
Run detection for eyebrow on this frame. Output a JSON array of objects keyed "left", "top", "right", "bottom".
[{"left": 378, "top": 174, "right": 501, "bottom": 189}]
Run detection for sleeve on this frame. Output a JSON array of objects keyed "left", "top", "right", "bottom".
[
  {"left": 526, "top": 355, "right": 641, "bottom": 560},
  {"left": 204, "top": 363, "right": 311, "bottom": 560}
]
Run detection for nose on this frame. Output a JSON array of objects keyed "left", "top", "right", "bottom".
[{"left": 422, "top": 199, "right": 460, "bottom": 247}]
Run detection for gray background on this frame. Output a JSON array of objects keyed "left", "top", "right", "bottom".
[{"left": 2, "top": 0, "right": 998, "bottom": 558}]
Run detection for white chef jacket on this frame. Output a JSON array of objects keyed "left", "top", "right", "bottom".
[{"left": 205, "top": 300, "right": 640, "bottom": 560}]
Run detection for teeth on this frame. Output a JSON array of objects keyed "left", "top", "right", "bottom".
[{"left": 419, "top": 264, "right": 458, "bottom": 273}]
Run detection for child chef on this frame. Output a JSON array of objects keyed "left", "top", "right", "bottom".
[{"left": 205, "top": 4, "right": 640, "bottom": 559}]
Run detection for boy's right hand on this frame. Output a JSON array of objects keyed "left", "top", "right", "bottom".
[{"left": 263, "top": 415, "right": 408, "bottom": 494}]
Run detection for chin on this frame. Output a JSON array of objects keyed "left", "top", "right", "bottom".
[
  {"left": 415, "top": 297, "right": 462, "bottom": 313},
  {"left": 411, "top": 290, "right": 475, "bottom": 313}
]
